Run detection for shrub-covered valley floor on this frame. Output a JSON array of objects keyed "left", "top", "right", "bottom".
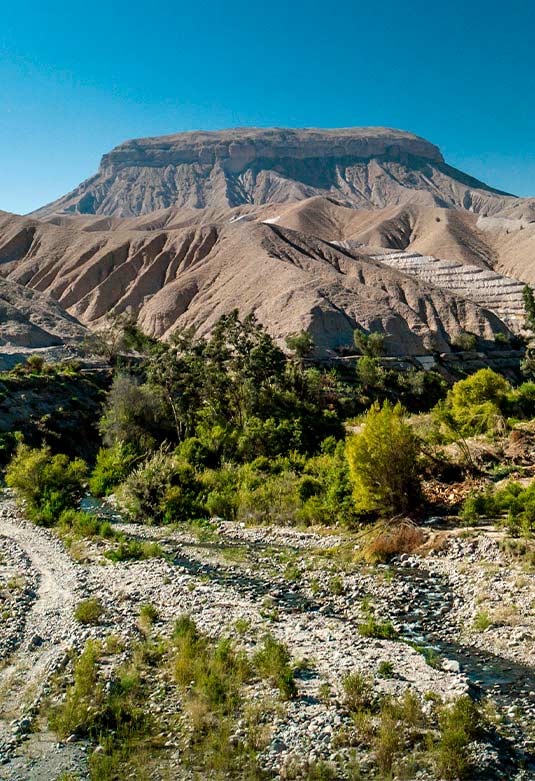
[{"left": 3, "top": 315, "right": 535, "bottom": 779}]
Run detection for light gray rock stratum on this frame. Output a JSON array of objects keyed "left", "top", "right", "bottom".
[{"left": 32, "top": 127, "right": 535, "bottom": 219}]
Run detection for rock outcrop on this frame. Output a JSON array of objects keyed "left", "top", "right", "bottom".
[{"left": 33, "top": 127, "right": 535, "bottom": 219}]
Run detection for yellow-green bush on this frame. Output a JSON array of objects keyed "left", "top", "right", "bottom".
[
  {"left": 345, "top": 401, "right": 420, "bottom": 517},
  {"left": 5, "top": 444, "right": 87, "bottom": 526}
]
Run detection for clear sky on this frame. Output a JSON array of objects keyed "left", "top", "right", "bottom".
[{"left": 1, "top": 0, "right": 534, "bottom": 214}]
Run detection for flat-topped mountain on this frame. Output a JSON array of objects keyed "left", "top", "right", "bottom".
[{"left": 33, "top": 127, "right": 535, "bottom": 219}]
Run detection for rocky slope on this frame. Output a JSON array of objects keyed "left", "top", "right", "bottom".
[
  {"left": 0, "top": 276, "right": 86, "bottom": 349},
  {"left": 0, "top": 210, "right": 512, "bottom": 356},
  {"left": 32, "top": 127, "right": 535, "bottom": 219}
]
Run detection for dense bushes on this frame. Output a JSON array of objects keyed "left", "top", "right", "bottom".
[
  {"left": 346, "top": 401, "right": 421, "bottom": 517},
  {"left": 89, "top": 442, "right": 138, "bottom": 497},
  {"left": 5, "top": 444, "right": 87, "bottom": 525},
  {"left": 117, "top": 450, "right": 203, "bottom": 524},
  {"left": 462, "top": 480, "right": 535, "bottom": 536}
]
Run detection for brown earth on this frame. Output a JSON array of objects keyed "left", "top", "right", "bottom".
[{"left": 0, "top": 209, "right": 513, "bottom": 356}]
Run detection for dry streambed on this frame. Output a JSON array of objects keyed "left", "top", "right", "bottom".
[{"left": 0, "top": 495, "right": 534, "bottom": 779}]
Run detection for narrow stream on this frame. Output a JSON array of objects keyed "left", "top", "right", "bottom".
[{"left": 390, "top": 565, "right": 535, "bottom": 768}]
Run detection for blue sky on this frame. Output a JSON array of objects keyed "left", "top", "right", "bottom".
[{"left": 1, "top": 0, "right": 534, "bottom": 214}]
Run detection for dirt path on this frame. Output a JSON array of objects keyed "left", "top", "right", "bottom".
[{"left": 0, "top": 499, "right": 82, "bottom": 760}]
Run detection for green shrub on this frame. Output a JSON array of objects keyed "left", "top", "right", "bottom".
[
  {"left": 89, "top": 443, "right": 137, "bottom": 497},
  {"left": 437, "top": 368, "right": 511, "bottom": 438},
  {"left": 473, "top": 611, "right": 491, "bottom": 631},
  {"left": 50, "top": 639, "right": 103, "bottom": 737},
  {"left": 358, "top": 615, "right": 398, "bottom": 640},
  {"left": 237, "top": 469, "right": 301, "bottom": 526},
  {"left": 117, "top": 451, "right": 202, "bottom": 524},
  {"left": 436, "top": 696, "right": 482, "bottom": 780},
  {"left": 58, "top": 509, "right": 116, "bottom": 539},
  {"left": 253, "top": 634, "right": 297, "bottom": 700},
  {"left": 342, "top": 671, "right": 373, "bottom": 711},
  {"left": 104, "top": 539, "right": 163, "bottom": 563},
  {"left": 138, "top": 603, "right": 159, "bottom": 631},
  {"left": 75, "top": 598, "right": 104, "bottom": 625},
  {"left": 451, "top": 332, "right": 477, "bottom": 351},
  {"left": 377, "top": 660, "right": 395, "bottom": 678},
  {"left": 353, "top": 329, "right": 385, "bottom": 357},
  {"left": 461, "top": 480, "right": 535, "bottom": 536},
  {"left": 345, "top": 401, "right": 420, "bottom": 517},
  {"left": 507, "top": 382, "right": 535, "bottom": 419},
  {"left": 51, "top": 637, "right": 154, "bottom": 777},
  {"left": 5, "top": 444, "right": 87, "bottom": 526},
  {"left": 173, "top": 616, "right": 251, "bottom": 711}
]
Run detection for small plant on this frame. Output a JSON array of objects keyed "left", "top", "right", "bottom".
[
  {"left": 436, "top": 696, "right": 482, "bottom": 780},
  {"left": 138, "top": 603, "right": 159, "bottom": 631},
  {"left": 358, "top": 614, "right": 398, "bottom": 640},
  {"left": 329, "top": 575, "right": 345, "bottom": 595},
  {"left": 234, "top": 617, "right": 251, "bottom": 635},
  {"left": 377, "top": 660, "right": 395, "bottom": 678},
  {"left": 104, "top": 539, "right": 163, "bottom": 563},
  {"left": 473, "top": 610, "right": 491, "bottom": 631},
  {"left": 342, "top": 671, "right": 373, "bottom": 711},
  {"left": 75, "top": 598, "right": 104, "bottom": 625}
]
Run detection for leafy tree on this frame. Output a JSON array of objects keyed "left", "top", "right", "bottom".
[
  {"left": 353, "top": 329, "right": 385, "bottom": 357},
  {"left": 82, "top": 313, "right": 154, "bottom": 364},
  {"left": 356, "top": 356, "right": 384, "bottom": 391},
  {"left": 285, "top": 330, "right": 315, "bottom": 361},
  {"left": 99, "top": 373, "right": 171, "bottom": 450},
  {"left": 437, "top": 368, "right": 510, "bottom": 438},
  {"left": 345, "top": 401, "right": 420, "bottom": 517},
  {"left": 523, "top": 285, "right": 535, "bottom": 332},
  {"left": 451, "top": 332, "right": 477, "bottom": 352}
]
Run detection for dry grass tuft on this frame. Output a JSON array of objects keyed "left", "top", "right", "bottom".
[{"left": 365, "top": 522, "right": 425, "bottom": 563}]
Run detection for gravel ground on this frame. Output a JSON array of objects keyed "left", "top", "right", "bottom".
[{"left": 1, "top": 495, "right": 535, "bottom": 779}]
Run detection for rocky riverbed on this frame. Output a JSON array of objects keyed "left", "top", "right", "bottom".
[{"left": 1, "top": 494, "right": 535, "bottom": 779}]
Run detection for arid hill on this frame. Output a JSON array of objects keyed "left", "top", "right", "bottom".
[
  {"left": 3, "top": 127, "right": 535, "bottom": 357},
  {"left": 0, "top": 209, "right": 514, "bottom": 356},
  {"left": 32, "top": 127, "right": 535, "bottom": 220},
  {"left": 0, "top": 276, "right": 86, "bottom": 349}
]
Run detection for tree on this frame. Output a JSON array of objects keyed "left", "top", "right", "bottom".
[
  {"left": 99, "top": 373, "right": 170, "bottom": 450},
  {"left": 356, "top": 356, "right": 384, "bottom": 391},
  {"left": 353, "top": 329, "right": 385, "bottom": 357},
  {"left": 440, "top": 368, "right": 510, "bottom": 437},
  {"left": 82, "top": 313, "right": 155, "bottom": 364},
  {"left": 285, "top": 331, "right": 315, "bottom": 362},
  {"left": 523, "top": 285, "right": 535, "bottom": 333},
  {"left": 345, "top": 401, "right": 420, "bottom": 517}
]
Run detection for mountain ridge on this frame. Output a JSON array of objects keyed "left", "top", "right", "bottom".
[{"left": 32, "top": 126, "right": 533, "bottom": 219}]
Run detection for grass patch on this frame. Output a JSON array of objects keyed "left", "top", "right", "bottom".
[
  {"left": 104, "top": 538, "right": 164, "bottom": 563},
  {"left": 74, "top": 598, "right": 104, "bottom": 625},
  {"left": 358, "top": 614, "right": 398, "bottom": 640},
  {"left": 253, "top": 633, "right": 298, "bottom": 700}
]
